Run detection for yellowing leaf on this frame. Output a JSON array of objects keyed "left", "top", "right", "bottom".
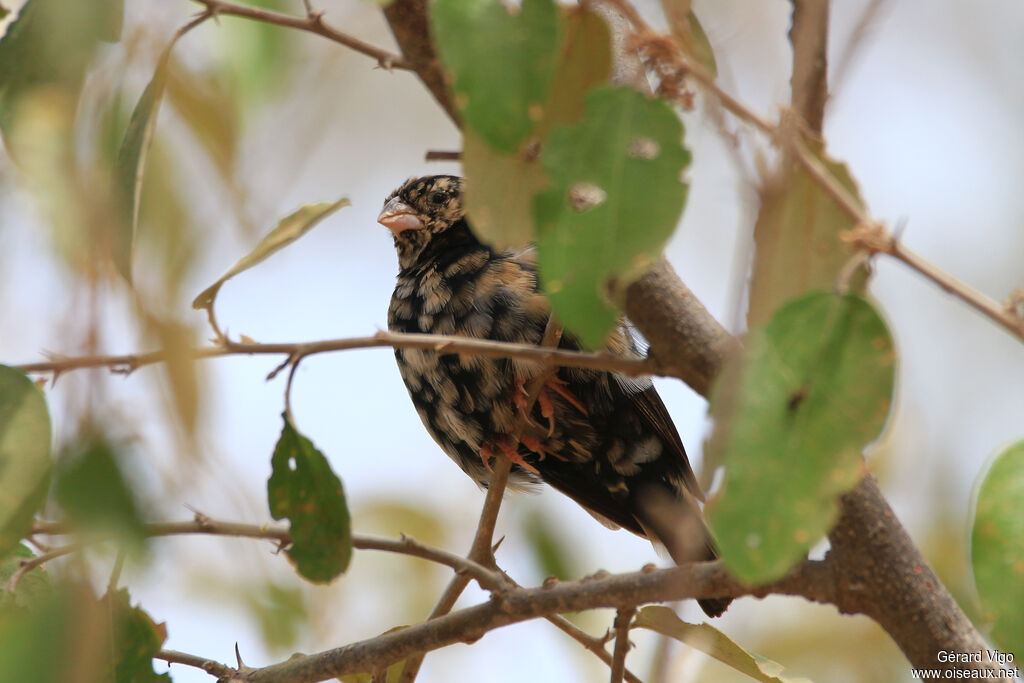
[
  {"left": 748, "top": 151, "right": 864, "bottom": 327},
  {"left": 635, "top": 606, "right": 813, "bottom": 682},
  {"left": 192, "top": 198, "right": 349, "bottom": 311}
]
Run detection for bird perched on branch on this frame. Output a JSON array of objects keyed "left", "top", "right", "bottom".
[{"left": 380, "top": 175, "right": 731, "bottom": 617}]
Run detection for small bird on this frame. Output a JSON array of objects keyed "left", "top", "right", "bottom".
[{"left": 380, "top": 175, "right": 730, "bottom": 617}]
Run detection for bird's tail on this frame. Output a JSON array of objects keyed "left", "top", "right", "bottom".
[{"left": 634, "top": 483, "right": 733, "bottom": 618}]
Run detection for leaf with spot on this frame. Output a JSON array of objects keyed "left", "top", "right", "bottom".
[
  {"left": 634, "top": 606, "right": 813, "bottom": 682},
  {"left": 461, "top": 6, "right": 610, "bottom": 250},
  {"left": 268, "top": 415, "right": 352, "bottom": 583},
  {"left": 0, "top": 365, "right": 52, "bottom": 558},
  {"left": 706, "top": 292, "right": 895, "bottom": 583},
  {"left": 747, "top": 150, "right": 865, "bottom": 327},
  {"left": 534, "top": 86, "right": 690, "bottom": 347},
  {"left": 432, "top": 0, "right": 561, "bottom": 152},
  {"left": 971, "top": 439, "right": 1024, "bottom": 655},
  {"left": 192, "top": 198, "right": 349, "bottom": 311}
]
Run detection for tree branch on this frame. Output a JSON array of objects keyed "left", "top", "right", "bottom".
[
  {"left": 215, "top": 560, "right": 833, "bottom": 682},
  {"left": 789, "top": 0, "right": 830, "bottom": 134},
  {"left": 188, "top": 0, "right": 411, "bottom": 70},
  {"left": 157, "top": 649, "right": 236, "bottom": 678},
  {"left": 840, "top": 223, "right": 1024, "bottom": 340},
  {"left": 15, "top": 331, "right": 662, "bottom": 380},
  {"left": 609, "top": 606, "right": 636, "bottom": 683}
]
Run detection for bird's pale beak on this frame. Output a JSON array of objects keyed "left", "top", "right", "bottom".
[{"left": 378, "top": 197, "right": 423, "bottom": 234}]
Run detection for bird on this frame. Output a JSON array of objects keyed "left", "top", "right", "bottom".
[{"left": 379, "top": 174, "right": 731, "bottom": 617}]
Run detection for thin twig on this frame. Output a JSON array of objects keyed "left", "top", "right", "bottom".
[
  {"left": 15, "top": 331, "right": 657, "bottom": 380},
  {"left": 189, "top": 0, "right": 411, "bottom": 70},
  {"left": 157, "top": 649, "right": 236, "bottom": 678},
  {"left": 30, "top": 519, "right": 507, "bottom": 592},
  {"left": 610, "top": 606, "right": 637, "bottom": 683},
  {"left": 840, "top": 224, "right": 1024, "bottom": 340},
  {"left": 424, "top": 150, "right": 461, "bottom": 161},
  {"left": 4, "top": 543, "right": 86, "bottom": 593}
]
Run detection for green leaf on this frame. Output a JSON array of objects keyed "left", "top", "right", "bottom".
[
  {"left": 0, "top": 583, "right": 79, "bottom": 682},
  {"left": 747, "top": 152, "right": 864, "bottom": 327},
  {"left": 707, "top": 292, "right": 895, "bottom": 583},
  {"left": 524, "top": 509, "right": 577, "bottom": 581},
  {"left": 0, "top": 365, "right": 52, "bottom": 558},
  {"left": 112, "top": 47, "right": 172, "bottom": 281},
  {"left": 0, "top": 583, "right": 168, "bottom": 683},
  {"left": 432, "top": 0, "right": 561, "bottom": 152},
  {"left": 535, "top": 87, "right": 690, "bottom": 347},
  {"left": 101, "top": 589, "right": 171, "bottom": 683},
  {"left": 245, "top": 582, "right": 307, "bottom": 651},
  {"left": 268, "top": 414, "right": 352, "bottom": 583},
  {"left": 192, "top": 198, "right": 349, "bottom": 311},
  {"left": 971, "top": 440, "right": 1024, "bottom": 656},
  {"left": 0, "top": 543, "right": 53, "bottom": 609},
  {"left": 54, "top": 437, "right": 148, "bottom": 551},
  {"left": 634, "top": 606, "right": 814, "bottom": 682}
]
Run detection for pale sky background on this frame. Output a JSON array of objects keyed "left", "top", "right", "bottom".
[{"left": 2, "top": 0, "right": 1023, "bottom": 681}]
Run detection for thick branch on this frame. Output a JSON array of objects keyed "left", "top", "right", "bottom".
[
  {"left": 222, "top": 560, "right": 832, "bottom": 682},
  {"left": 827, "top": 476, "right": 996, "bottom": 671},
  {"left": 382, "top": 0, "right": 459, "bottom": 123},
  {"left": 789, "top": 0, "right": 830, "bottom": 134}
]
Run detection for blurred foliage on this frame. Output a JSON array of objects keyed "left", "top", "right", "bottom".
[
  {"left": 707, "top": 293, "right": 895, "bottom": 583},
  {"left": 0, "top": 0, "right": 122, "bottom": 136},
  {"left": 0, "top": 580, "right": 169, "bottom": 683},
  {"left": 0, "top": 365, "right": 52, "bottom": 558},
  {"left": 523, "top": 508, "right": 578, "bottom": 581},
  {"left": 661, "top": 2, "right": 717, "bottom": 77},
  {"left": 246, "top": 582, "right": 309, "bottom": 652},
  {"left": 54, "top": 435, "right": 148, "bottom": 552},
  {"left": 970, "top": 439, "right": 1024, "bottom": 655},
  {"left": 0, "top": 543, "right": 52, "bottom": 609},
  {"left": 269, "top": 414, "right": 353, "bottom": 583},
  {"left": 747, "top": 151, "right": 865, "bottom": 327}
]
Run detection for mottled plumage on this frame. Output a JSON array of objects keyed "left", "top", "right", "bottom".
[{"left": 381, "top": 175, "right": 730, "bottom": 617}]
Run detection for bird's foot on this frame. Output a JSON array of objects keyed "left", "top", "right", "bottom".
[
  {"left": 514, "top": 376, "right": 588, "bottom": 437},
  {"left": 480, "top": 436, "right": 540, "bottom": 475}
]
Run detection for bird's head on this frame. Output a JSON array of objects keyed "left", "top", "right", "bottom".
[{"left": 379, "top": 175, "right": 468, "bottom": 268}]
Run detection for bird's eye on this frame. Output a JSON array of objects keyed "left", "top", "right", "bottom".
[{"left": 429, "top": 191, "right": 447, "bottom": 205}]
